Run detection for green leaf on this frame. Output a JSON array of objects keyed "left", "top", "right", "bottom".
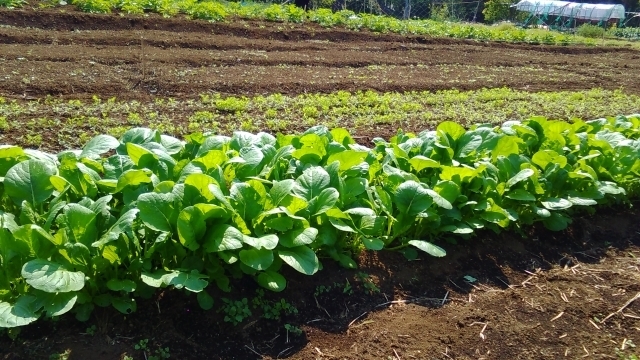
[
  {"left": 568, "top": 197, "right": 598, "bottom": 206},
  {"left": 80, "top": 135, "right": 120, "bottom": 158},
  {"left": 197, "top": 291, "right": 214, "bottom": 310},
  {"left": 114, "top": 169, "right": 152, "bottom": 193},
  {"left": 106, "top": 279, "right": 136, "bottom": 293},
  {"left": 437, "top": 121, "right": 466, "bottom": 140},
  {"left": 140, "top": 270, "right": 208, "bottom": 292},
  {"left": 111, "top": 296, "right": 136, "bottom": 315},
  {"left": 93, "top": 209, "right": 139, "bottom": 247},
  {"left": 293, "top": 166, "right": 330, "bottom": 200},
  {"left": 256, "top": 271, "right": 287, "bottom": 292},
  {"left": 0, "top": 296, "right": 39, "bottom": 328},
  {"left": 362, "top": 237, "right": 384, "bottom": 250},
  {"left": 239, "top": 248, "right": 274, "bottom": 271},
  {"left": 540, "top": 198, "right": 573, "bottom": 210},
  {"left": 137, "top": 192, "right": 176, "bottom": 233},
  {"left": 409, "top": 155, "right": 440, "bottom": 172},
  {"left": 242, "top": 234, "right": 279, "bottom": 250},
  {"left": 326, "top": 150, "right": 368, "bottom": 172},
  {"left": 542, "top": 212, "right": 570, "bottom": 231},
  {"left": 270, "top": 179, "right": 295, "bottom": 206},
  {"left": 408, "top": 240, "right": 446, "bottom": 257},
  {"left": 394, "top": 181, "right": 432, "bottom": 216},
  {"left": 5, "top": 159, "right": 56, "bottom": 206},
  {"left": 425, "top": 189, "right": 452, "bottom": 210},
  {"left": 280, "top": 228, "right": 318, "bottom": 248},
  {"left": 505, "top": 168, "right": 535, "bottom": 188},
  {"left": 203, "top": 225, "right": 244, "bottom": 252},
  {"left": 492, "top": 136, "right": 520, "bottom": 160},
  {"left": 64, "top": 204, "right": 98, "bottom": 248},
  {"left": 43, "top": 292, "right": 77, "bottom": 317},
  {"left": 505, "top": 188, "right": 536, "bottom": 201},
  {"left": 278, "top": 246, "right": 319, "bottom": 275},
  {"left": 307, "top": 188, "right": 339, "bottom": 216},
  {"left": 21, "top": 259, "right": 85, "bottom": 293}
]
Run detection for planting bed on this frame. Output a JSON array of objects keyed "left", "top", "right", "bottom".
[{"left": 1, "top": 6, "right": 640, "bottom": 360}]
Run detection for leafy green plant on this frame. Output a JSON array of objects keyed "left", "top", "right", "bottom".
[
  {"left": 0, "top": 115, "right": 638, "bottom": 330},
  {"left": 576, "top": 23, "right": 606, "bottom": 39},
  {"left": 220, "top": 298, "right": 252, "bottom": 325}
]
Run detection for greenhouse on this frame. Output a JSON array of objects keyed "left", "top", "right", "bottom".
[{"left": 513, "top": 0, "right": 626, "bottom": 27}]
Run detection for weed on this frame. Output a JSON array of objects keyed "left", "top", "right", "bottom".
[
  {"left": 49, "top": 350, "right": 71, "bottom": 360},
  {"left": 220, "top": 298, "right": 252, "bottom": 325},
  {"left": 356, "top": 272, "right": 380, "bottom": 294},
  {"left": 576, "top": 23, "right": 606, "bottom": 38}
]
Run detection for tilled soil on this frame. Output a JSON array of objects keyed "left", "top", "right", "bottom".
[
  {"left": 1, "top": 7, "right": 640, "bottom": 360},
  {"left": 1, "top": 8, "right": 640, "bottom": 100}
]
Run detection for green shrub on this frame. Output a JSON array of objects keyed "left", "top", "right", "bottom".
[{"left": 576, "top": 23, "right": 605, "bottom": 38}]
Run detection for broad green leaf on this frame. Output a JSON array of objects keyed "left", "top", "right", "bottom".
[
  {"left": 408, "top": 240, "right": 446, "bottom": 257},
  {"left": 278, "top": 246, "right": 319, "bottom": 275},
  {"left": 568, "top": 197, "right": 598, "bottom": 206},
  {"left": 203, "top": 225, "right": 244, "bottom": 252},
  {"left": 80, "top": 135, "right": 120, "bottom": 158},
  {"left": 279, "top": 228, "right": 318, "bottom": 248},
  {"left": 326, "top": 150, "right": 368, "bottom": 172},
  {"left": 126, "top": 142, "right": 157, "bottom": 166},
  {"left": 111, "top": 296, "right": 136, "bottom": 314},
  {"left": 532, "top": 150, "right": 567, "bottom": 170},
  {"left": 505, "top": 168, "right": 535, "bottom": 188},
  {"left": 114, "top": 169, "right": 152, "bottom": 193},
  {"left": 455, "top": 133, "right": 483, "bottom": 159},
  {"left": 293, "top": 166, "right": 330, "bottom": 200},
  {"left": 505, "top": 189, "right": 536, "bottom": 201},
  {"left": 492, "top": 136, "right": 520, "bottom": 160},
  {"left": 239, "top": 248, "right": 274, "bottom": 270},
  {"left": 437, "top": 121, "right": 466, "bottom": 140},
  {"left": 5, "top": 159, "right": 56, "bottom": 206},
  {"left": 292, "top": 134, "right": 327, "bottom": 164},
  {"left": 137, "top": 192, "right": 176, "bottom": 233},
  {"left": 43, "top": 292, "right": 77, "bottom": 317},
  {"left": 64, "top": 204, "right": 98, "bottom": 248},
  {"left": 0, "top": 296, "right": 39, "bottom": 328},
  {"left": 93, "top": 209, "right": 139, "bottom": 247},
  {"left": 21, "top": 259, "right": 85, "bottom": 293},
  {"left": 270, "top": 179, "right": 295, "bottom": 206},
  {"left": 542, "top": 212, "right": 570, "bottom": 231},
  {"left": 106, "top": 279, "right": 136, "bottom": 293},
  {"left": 242, "top": 234, "right": 279, "bottom": 250},
  {"left": 425, "top": 189, "right": 452, "bottom": 210},
  {"left": 540, "top": 198, "right": 573, "bottom": 210},
  {"left": 197, "top": 291, "right": 214, "bottom": 310},
  {"left": 256, "top": 271, "right": 287, "bottom": 292},
  {"left": 307, "top": 188, "right": 339, "bottom": 216},
  {"left": 140, "top": 270, "right": 208, "bottom": 292},
  {"left": 434, "top": 181, "right": 460, "bottom": 204},
  {"left": 362, "top": 237, "right": 384, "bottom": 250},
  {"left": 394, "top": 181, "right": 432, "bottom": 216},
  {"left": 409, "top": 155, "right": 440, "bottom": 172},
  {"left": 0, "top": 145, "right": 27, "bottom": 178}
]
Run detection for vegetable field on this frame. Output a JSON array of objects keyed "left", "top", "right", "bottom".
[{"left": 1, "top": 3, "right": 640, "bottom": 360}]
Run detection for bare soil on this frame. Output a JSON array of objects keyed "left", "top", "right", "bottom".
[
  {"left": 1, "top": 7, "right": 640, "bottom": 360},
  {"left": 1, "top": 7, "right": 640, "bottom": 101}
]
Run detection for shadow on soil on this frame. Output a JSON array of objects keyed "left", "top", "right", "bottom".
[{"left": 1, "top": 203, "right": 639, "bottom": 360}]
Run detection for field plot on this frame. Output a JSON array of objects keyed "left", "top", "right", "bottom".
[{"left": 1, "top": 5, "right": 640, "bottom": 360}]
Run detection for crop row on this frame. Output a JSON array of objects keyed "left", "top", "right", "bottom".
[
  {"left": 2, "top": 88, "right": 639, "bottom": 151},
  {"left": 1, "top": 0, "right": 629, "bottom": 47},
  {"left": 0, "top": 114, "right": 639, "bottom": 328}
]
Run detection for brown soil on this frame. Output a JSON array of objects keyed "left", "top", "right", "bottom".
[
  {"left": 1, "top": 7, "right": 640, "bottom": 101},
  {"left": 1, "top": 7, "right": 640, "bottom": 360}
]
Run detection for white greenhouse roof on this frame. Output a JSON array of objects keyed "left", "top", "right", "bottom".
[{"left": 513, "top": 0, "right": 626, "bottom": 21}]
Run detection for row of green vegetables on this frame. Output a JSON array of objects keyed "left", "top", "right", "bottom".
[
  {"left": 2, "top": 0, "right": 604, "bottom": 46},
  {"left": 1, "top": 114, "right": 639, "bottom": 328}
]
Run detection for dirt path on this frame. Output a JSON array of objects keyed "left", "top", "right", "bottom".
[{"left": 1, "top": 8, "right": 640, "bottom": 100}]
